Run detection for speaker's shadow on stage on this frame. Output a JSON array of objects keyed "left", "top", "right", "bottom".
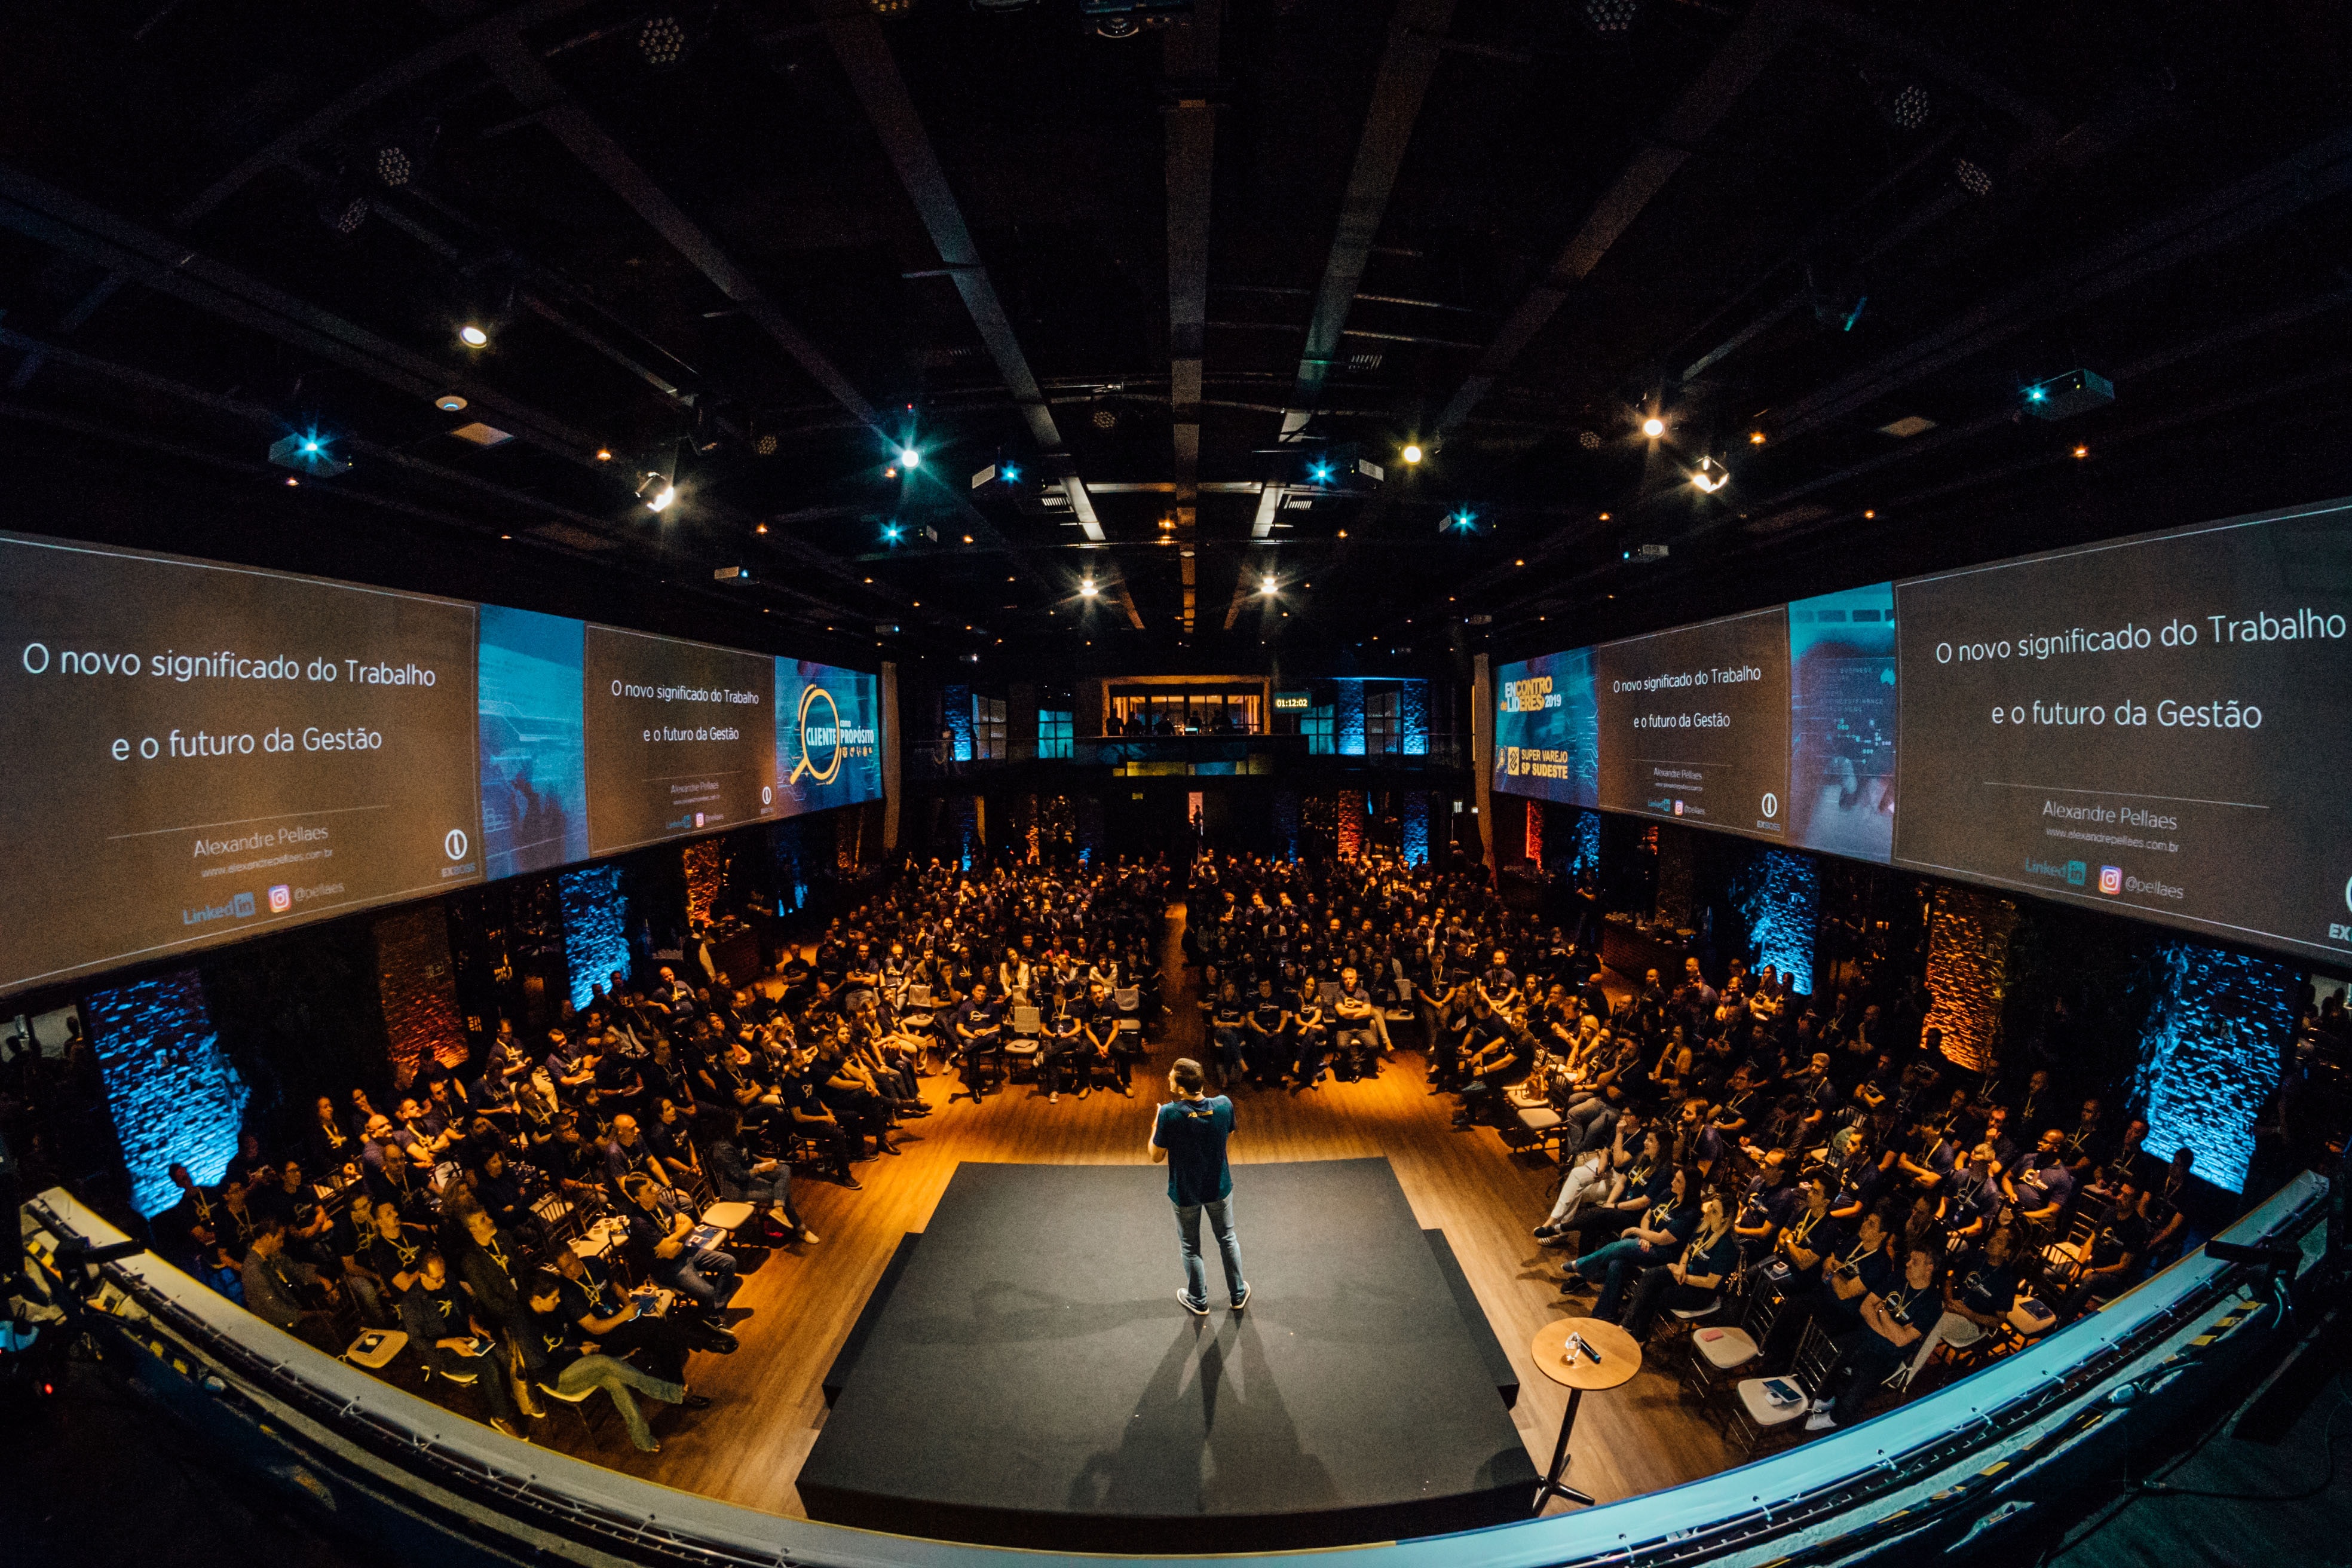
[{"left": 1065, "top": 1315, "right": 1338, "bottom": 1516}]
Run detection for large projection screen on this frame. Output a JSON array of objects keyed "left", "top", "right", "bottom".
[
  {"left": 0, "top": 533, "right": 483, "bottom": 993},
  {"left": 1492, "top": 647, "right": 1599, "bottom": 808},
  {"left": 776, "top": 660, "right": 883, "bottom": 817},
  {"left": 1892, "top": 501, "right": 2352, "bottom": 962},
  {"left": 1592, "top": 608, "right": 1793, "bottom": 843},
  {"left": 583, "top": 626, "right": 779, "bottom": 857}
]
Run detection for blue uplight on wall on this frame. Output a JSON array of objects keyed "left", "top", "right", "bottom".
[
  {"left": 1575, "top": 808, "right": 1601, "bottom": 877},
  {"left": 85, "top": 969, "right": 250, "bottom": 1218},
  {"left": 1731, "top": 848, "right": 1817, "bottom": 997},
  {"left": 1273, "top": 791, "right": 1301, "bottom": 861},
  {"left": 941, "top": 684, "right": 975, "bottom": 762},
  {"left": 559, "top": 862, "right": 632, "bottom": 1010},
  {"left": 1401, "top": 795, "right": 1430, "bottom": 865},
  {"left": 1400, "top": 679, "right": 1428, "bottom": 756},
  {"left": 2134, "top": 942, "right": 2293, "bottom": 1193},
  {"left": 1333, "top": 680, "right": 1366, "bottom": 756}
]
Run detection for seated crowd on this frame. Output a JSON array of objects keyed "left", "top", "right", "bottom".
[
  {"left": 139, "top": 836, "right": 2257, "bottom": 1458},
  {"left": 147, "top": 853, "right": 1174, "bottom": 1450},
  {"left": 1183, "top": 846, "right": 2209, "bottom": 1431}
]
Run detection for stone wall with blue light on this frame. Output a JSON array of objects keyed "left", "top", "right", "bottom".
[
  {"left": 2134, "top": 941, "right": 2295, "bottom": 1193},
  {"left": 941, "top": 683, "right": 975, "bottom": 761},
  {"left": 1729, "top": 847, "right": 1818, "bottom": 996},
  {"left": 1399, "top": 679, "right": 1429, "bottom": 755},
  {"left": 86, "top": 969, "right": 250, "bottom": 1218},
  {"left": 559, "top": 863, "right": 632, "bottom": 1009}
]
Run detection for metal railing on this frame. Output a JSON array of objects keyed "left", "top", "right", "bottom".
[{"left": 19, "top": 1172, "right": 2330, "bottom": 1568}]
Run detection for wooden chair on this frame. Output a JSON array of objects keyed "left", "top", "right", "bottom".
[
  {"left": 535, "top": 1377, "right": 604, "bottom": 1441},
  {"left": 1723, "top": 1317, "right": 1839, "bottom": 1456},
  {"left": 1682, "top": 1279, "right": 1791, "bottom": 1413},
  {"left": 1003, "top": 1006, "right": 1043, "bottom": 1082}
]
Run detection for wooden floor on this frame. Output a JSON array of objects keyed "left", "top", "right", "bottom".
[{"left": 543, "top": 904, "right": 1738, "bottom": 1526}]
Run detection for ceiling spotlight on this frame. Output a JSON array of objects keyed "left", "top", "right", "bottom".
[
  {"left": 1952, "top": 157, "right": 1995, "bottom": 198},
  {"left": 1401, "top": 443, "right": 1423, "bottom": 465},
  {"left": 1868, "top": 75, "right": 1932, "bottom": 133},
  {"left": 1641, "top": 416, "right": 1665, "bottom": 439},
  {"left": 595, "top": 446, "right": 612, "bottom": 461},
  {"left": 638, "top": 14, "right": 690, "bottom": 67},
  {"left": 961, "top": 534, "right": 973, "bottom": 544},
  {"left": 1260, "top": 576, "right": 1279, "bottom": 595},
  {"left": 1307, "top": 460, "right": 1334, "bottom": 485},
  {"left": 458, "top": 324, "right": 489, "bottom": 347},
  {"left": 883, "top": 523, "right": 904, "bottom": 543},
  {"left": 435, "top": 394, "right": 467, "bottom": 412},
  {"left": 2073, "top": 445, "right": 2090, "bottom": 459},
  {"left": 1691, "top": 455, "right": 1731, "bottom": 493},
  {"left": 375, "top": 146, "right": 413, "bottom": 187},
  {"left": 1578, "top": 430, "right": 1602, "bottom": 450},
  {"left": 899, "top": 446, "right": 922, "bottom": 468},
  {"left": 1000, "top": 463, "right": 1021, "bottom": 482},
  {"left": 1748, "top": 430, "right": 1766, "bottom": 445},
  {"left": 317, "top": 189, "right": 370, "bottom": 236},
  {"left": 1080, "top": 578, "right": 1099, "bottom": 597},
  {"left": 636, "top": 471, "right": 676, "bottom": 513},
  {"left": 1578, "top": 0, "right": 1643, "bottom": 35}
]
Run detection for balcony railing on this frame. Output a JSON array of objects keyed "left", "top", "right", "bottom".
[{"left": 908, "top": 731, "right": 1472, "bottom": 779}]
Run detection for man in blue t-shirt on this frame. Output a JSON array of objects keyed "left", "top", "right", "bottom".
[{"left": 1149, "top": 1057, "right": 1251, "bottom": 1315}]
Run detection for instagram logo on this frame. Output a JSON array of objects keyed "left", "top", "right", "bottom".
[
  {"left": 2098, "top": 865, "right": 2123, "bottom": 895},
  {"left": 268, "top": 884, "right": 292, "bottom": 914}
]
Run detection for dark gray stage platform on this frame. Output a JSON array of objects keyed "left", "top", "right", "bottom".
[{"left": 798, "top": 1158, "right": 1538, "bottom": 1551}]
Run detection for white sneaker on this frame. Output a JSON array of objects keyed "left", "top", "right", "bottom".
[{"left": 1804, "top": 1405, "right": 1837, "bottom": 1432}]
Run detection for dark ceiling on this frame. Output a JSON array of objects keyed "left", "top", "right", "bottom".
[{"left": 2, "top": 0, "right": 2348, "bottom": 679}]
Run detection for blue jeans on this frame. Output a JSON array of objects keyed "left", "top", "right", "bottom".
[
  {"left": 1175, "top": 1196, "right": 1247, "bottom": 1308},
  {"left": 554, "top": 1353, "right": 682, "bottom": 1451},
  {"left": 1576, "top": 1237, "right": 1671, "bottom": 1322},
  {"left": 655, "top": 1246, "right": 737, "bottom": 1308}
]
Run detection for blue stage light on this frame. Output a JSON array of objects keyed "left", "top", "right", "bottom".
[
  {"left": 1001, "top": 463, "right": 1020, "bottom": 483},
  {"left": 1308, "top": 461, "right": 1334, "bottom": 485}
]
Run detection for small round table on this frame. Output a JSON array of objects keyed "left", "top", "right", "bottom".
[{"left": 1529, "top": 1316, "right": 1642, "bottom": 1511}]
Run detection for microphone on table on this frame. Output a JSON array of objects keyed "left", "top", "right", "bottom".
[{"left": 1564, "top": 1331, "right": 1603, "bottom": 1366}]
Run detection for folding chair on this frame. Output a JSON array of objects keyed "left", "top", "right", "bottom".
[
  {"left": 1724, "top": 1316, "right": 1839, "bottom": 1455},
  {"left": 1003, "top": 1006, "right": 1043, "bottom": 1082},
  {"left": 1682, "top": 1281, "right": 1791, "bottom": 1413},
  {"left": 535, "top": 1377, "right": 604, "bottom": 1440},
  {"left": 1113, "top": 987, "right": 1144, "bottom": 1045}
]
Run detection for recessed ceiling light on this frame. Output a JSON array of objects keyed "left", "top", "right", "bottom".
[
  {"left": 458, "top": 324, "right": 488, "bottom": 347},
  {"left": 435, "top": 394, "right": 467, "bottom": 412}
]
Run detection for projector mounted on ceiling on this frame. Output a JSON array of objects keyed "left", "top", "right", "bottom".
[{"left": 2023, "top": 369, "right": 2115, "bottom": 419}]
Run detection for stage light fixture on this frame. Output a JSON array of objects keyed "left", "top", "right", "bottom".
[
  {"left": 1578, "top": 430, "right": 1602, "bottom": 450},
  {"left": 1642, "top": 416, "right": 1665, "bottom": 438},
  {"left": 1307, "top": 459, "right": 1334, "bottom": 485},
  {"left": 1080, "top": 577, "right": 1099, "bottom": 596},
  {"left": 1691, "top": 455, "right": 1731, "bottom": 493},
  {"left": 595, "top": 446, "right": 612, "bottom": 461},
  {"left": 459, "top": 324, "right": 489, "bottom": 347},
  {"left": 883, "top": 523, "right": 904, "bottom": 543},
  {"left": 317, "top": 188, "right": 370, "bottom": 235},
  {"left": 1401, "top": 443, "right": 1423, "bottom": 464},
  {"left": 899, "top": 446, "right": 922, "bottom": 468},
  {"left": 1748, "top": 430, "right": 1766, "bottom": 445},
  {"left": 2073, "top": 445, "right": 2090, "bottom": 459},
  {"left": 636, "top": 470, "right": 676, "bottom": 513},
  {"left": 1000, "top": 463, "right": 1021, "bottom": 482},
  {"left": 1578, "top": 0, "right": 1642, "bottom": 35},
  {"left": 638, "top": 14, "right": 690, "bottom": 67},
  {"left": 435, "top": 394, "right": 467, "bottom": 412},
  {"left": 1952, "top": 157, "right": 1994, "bottom": 197},
  {"left": 1260, "top": 575, "right": 1278, "bottom": 595},
  {"left": 1867, "top": 74, "right": 1931, "bottom": 133}
]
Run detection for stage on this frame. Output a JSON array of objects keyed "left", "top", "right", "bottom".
[{"left": 797, "top": 1157, "right": 1539, "bottom": 1550}]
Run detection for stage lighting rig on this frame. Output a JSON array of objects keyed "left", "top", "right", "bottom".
[
  {"left": 1080, "top": 0, "right": 1192, "bottom": 38},
  {"left": 638, "top": 14, "right": 691, "bottom": 68},
  {"left": 1690, "top": 455, "right": 1731, "bottom": 494},
  {"left": 1576, "top": 0, "right": 1642, "bottom": 36},
  {"left": 268, "top": 431, "right": 350, "bottom": 479},
  {"left": 2023, "top": 368, "right": 2115, "bottom": 419}
]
